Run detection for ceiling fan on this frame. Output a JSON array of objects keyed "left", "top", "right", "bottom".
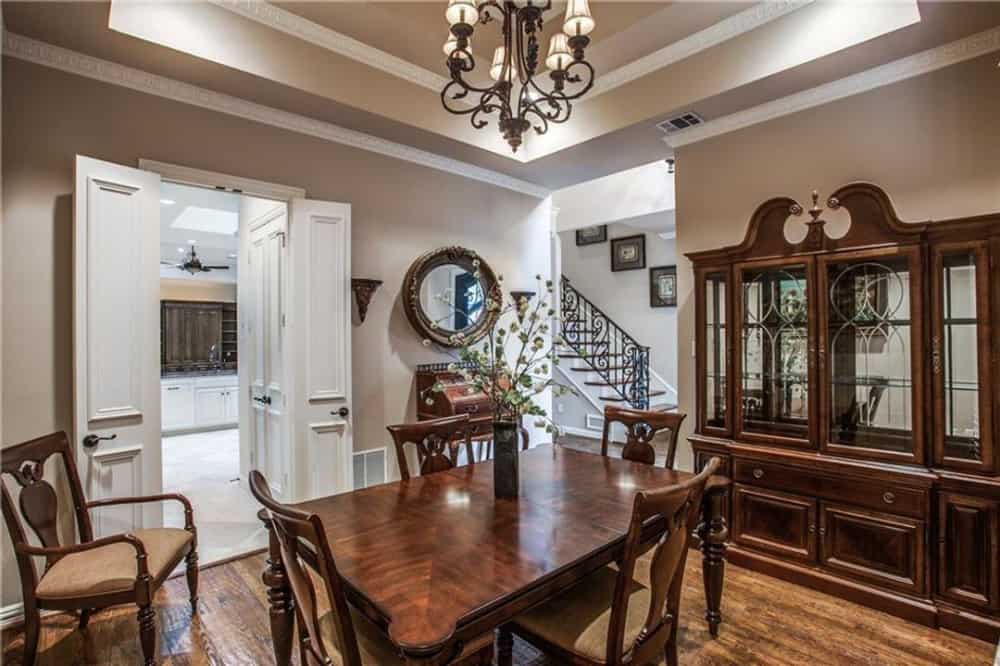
[{"left": 162, "top": 245, "right": 230, "bottom": 275}]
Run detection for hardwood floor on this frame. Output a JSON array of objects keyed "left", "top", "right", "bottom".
[{"left": 2, "top": 552, "right": 992, "bottom": 665}]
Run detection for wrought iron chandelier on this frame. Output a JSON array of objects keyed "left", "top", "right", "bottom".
[{"left": 441, "top": 0, "right": 597, "bottom": 152}]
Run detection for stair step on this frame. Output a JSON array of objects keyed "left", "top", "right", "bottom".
[
  {"left": 557, "top": 352, "right": 626, "bottom": 359},
  {"left": 584, "top": 380, "right": 611, "bottom": 386},
  {"left": 571, "top": 366, "right": 627, "bottom": 372}
]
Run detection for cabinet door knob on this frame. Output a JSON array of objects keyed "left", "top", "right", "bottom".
[
  {"left": 882, "top": 492, "right": 895, "bottom": 504},
  {"left": 752, "top": 467, "right": 764, "bottom": 479},
  {"left": 808, "top": 524, "right": 816, "bottom": 533}
]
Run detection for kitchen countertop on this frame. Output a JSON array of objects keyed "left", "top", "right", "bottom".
[{"left": 161, "top": 369, "right": 238, "bottom": 379}]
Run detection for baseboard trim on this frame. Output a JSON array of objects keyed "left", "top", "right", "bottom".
[
  {"left": 0, "top": 603, "right": 25, "bottom": 629},
  {"left": 558, "top": 426, "right": 602, "bottom": 440},
  {"left": 937, "top": 603, "right": 1000, "bottom": 644},
  {"left": 726, "top": 545, "right": 939, "bottom": 628}
]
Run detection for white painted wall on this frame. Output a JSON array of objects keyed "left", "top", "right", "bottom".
[{"left": 552, "top": 161, "right": 675, "bottom": 232}]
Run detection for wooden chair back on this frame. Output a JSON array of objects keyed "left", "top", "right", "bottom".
[
  {"left": 601, "top": 406, "right": 687, "bottom": 469},
  {"left": 250, "top": 470, "right": 366, "bottom": 666},
  {"left": 607, "top": 457, "right": 720, "bottom": 665},
  {"left": 386, "top": 414, "right": 474, "bottom": 481},
  {"left": 1, "top": 432, "right": 95, "bottom": 595}
]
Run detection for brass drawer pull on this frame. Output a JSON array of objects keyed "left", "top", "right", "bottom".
[
  {"left": 883, "top": 492, "right": 896, "bottom": 505},
  {"left": 808, "top": 524, "right": 816, "bottom": 534},
  {"left": 752, "top": 468, "right": 764, "bottom": 479}
]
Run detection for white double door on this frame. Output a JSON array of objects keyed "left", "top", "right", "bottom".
[
  {"left": 243, "top": 205, "right": 290, "bottom": 499},
  {"left": 73, "top": 155, "right": 353, "bottom": 540}
]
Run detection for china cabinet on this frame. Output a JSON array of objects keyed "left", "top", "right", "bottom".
[{"left": 688, "top": 183, "right": 1000, "bottom": 641}]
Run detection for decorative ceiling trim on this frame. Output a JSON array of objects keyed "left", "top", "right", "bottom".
[
  {"left": 585, "top": 0, "right": 813, "bottom": 101},
  {"left": 3, "top": 31, "right": 550, "bottom": 199},
  {"left": 209, "top": 0, "right": 449, "bottom": 93},
  {"left": 665, "top": 25, "right": 1000, "bottom": 149}
]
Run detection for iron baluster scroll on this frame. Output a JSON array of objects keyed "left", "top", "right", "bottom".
[
  {"left": 560, "top": 276, "right": 650, "bottom": 408},
  {"left": 442, "top": 0, "right": 596, "bottom": 152}
]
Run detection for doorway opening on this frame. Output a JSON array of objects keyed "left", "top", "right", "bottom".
[{"left": 158, "top": 180, "right": 286, "bottom": 564}]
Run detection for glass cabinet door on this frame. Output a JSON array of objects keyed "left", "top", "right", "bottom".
[
  {"left": 699, "top": 269, "right": 729, "bottom": 434},
  {"left": 931, "top": 242, "right": 993, "bottom": 472},
  {"left": 821, "top": 247, "right": 923, "bottom": 462},
  {"left": 737, "top": 261, "right": 811, "bottom": 443}
]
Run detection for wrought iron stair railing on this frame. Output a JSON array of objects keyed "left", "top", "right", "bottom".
[{"left": 559, "top": 276, "right": 651, "bottom": 409}]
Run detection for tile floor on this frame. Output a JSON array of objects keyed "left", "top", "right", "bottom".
[{"left": 161, "top": 427, "right": 266, "bottom": 564}]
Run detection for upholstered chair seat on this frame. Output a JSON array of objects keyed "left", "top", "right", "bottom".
[
  {"left": 36, "top": 528, "right": 193, "bottom": 600},
  {"left": 318, "top": 606, "right": 400, "bottom": 665},
  {"left": 513, "top": 564, "right": 655, "bottom": 663}
]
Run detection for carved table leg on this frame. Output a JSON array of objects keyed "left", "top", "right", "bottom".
[
  {"left": 698, "top": 482, "right": 729, "bottom": 638},
  {"left": 259, "top": 509, "right": 295, "bottom": 666}
]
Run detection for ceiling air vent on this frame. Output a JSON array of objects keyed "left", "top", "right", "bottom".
[{"left": 656, "top": 112, "right": 704, "bottom": 134}]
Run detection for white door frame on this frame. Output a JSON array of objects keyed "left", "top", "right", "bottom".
[{"left": 138, "top": 159, "right": 305, "bottom": 498}]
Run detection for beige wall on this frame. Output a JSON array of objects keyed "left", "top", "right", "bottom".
[
  {"left": 1, "top": 57, "right": 551, "bottom": 608},
  {"left": 673, "top": 54, "right": 1000, "bottom": 472},
  {"left": 160, "top": 278, "right": 237, "bottom": 303}
]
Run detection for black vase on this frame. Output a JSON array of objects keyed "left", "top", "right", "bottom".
[{"left": 492, "top": 420, "right": 520, "bottom": 499}]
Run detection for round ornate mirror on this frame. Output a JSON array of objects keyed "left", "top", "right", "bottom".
[{"left": 403, "top": 246, "right": 501, "bottom": 347}]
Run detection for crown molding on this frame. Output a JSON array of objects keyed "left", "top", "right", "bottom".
[
  {"left": 2, "top": 31, "right": 550, "bottom": 199},
  {"left": 209, "top": 0, "right": 449, "bottom": 93},
  {"left": 585, "top": 0, "right": 813, "bottom": 102},
  {"left": 664, "top": 25, "right": 1000, "bottom": 149}
]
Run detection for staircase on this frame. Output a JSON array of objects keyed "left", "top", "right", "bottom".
[{"left": 558, "top": 276, "right": 673, "bottom": 411}]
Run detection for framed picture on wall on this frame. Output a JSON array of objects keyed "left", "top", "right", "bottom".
[
  {"left": 649, "top": 265, "right": 677, "bottom": 307},
  {"left": 610, "top": 234, "right": 646, "bottom": 272},
  {"left": 575, "top": 225, "right": 607, "bottom": 246}
]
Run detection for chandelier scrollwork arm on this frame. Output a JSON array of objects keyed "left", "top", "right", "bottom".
[{"left": 441, "top": 0, "right": 596, "bottom": 152}]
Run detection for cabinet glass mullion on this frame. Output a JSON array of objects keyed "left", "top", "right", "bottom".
[
  {"left": 704, "top": 271, "right": 728, "bottom": 431},
  {"left": 934, "top": 244, "right": 992, "bottom": 470},
  {"left": 739, "top": 263, "right": 809, "bottom": 439},
  {"left": 824, "top": 252, "right": 917, "bottom": 457}
]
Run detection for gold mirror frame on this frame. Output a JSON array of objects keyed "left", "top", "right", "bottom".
[{"left": 402, "top": 246, "right": 501, "bottom": 348}]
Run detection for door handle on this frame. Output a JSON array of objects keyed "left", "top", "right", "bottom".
[
  {"left": 253, "top": 395, "right": 272, "bottom": 405},
  {"left": 334, "top": 407, "right": 349, "bottom": 418},
  {"left": 83, "top": 433, "right": 117, "bottom": 449}
]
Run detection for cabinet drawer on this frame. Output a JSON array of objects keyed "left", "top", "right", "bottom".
[
  {"left": 819, "top": 502, "right": 926, "bottom": 596},
  {"left": 732, "top": 458, "right": 925, "bottom": 519},
  {"left": 732, "top": 484, "right": 816, "bottom": 563}
]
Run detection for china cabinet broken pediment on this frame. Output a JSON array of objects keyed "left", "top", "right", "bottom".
[{"left": 688, "top": 182, "right": 1000, "bottom": 642}]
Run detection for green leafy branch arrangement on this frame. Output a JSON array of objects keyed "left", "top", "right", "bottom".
[{"left": 422, "top": 272, "right": 576, "bottom": 436}]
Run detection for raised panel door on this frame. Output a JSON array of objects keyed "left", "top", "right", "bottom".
[
  {"left": 732, "top": 483, "right": 817, "bottom": 562},
  {"left": 819, "top": 502, "right": 925, "bottom": 595},
  {"left": 938, "top": 493, "right": 999, "bottom": 611},
  {"left": 195, "top": 386, "right": 228, "bottom": 425}
]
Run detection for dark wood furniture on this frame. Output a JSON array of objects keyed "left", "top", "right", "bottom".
[
  {"left": 601, "top": 405, "right": 686, "bottom": 469},
  {"left": 259, "top": 444, "right": 730, "bottom": 665},
  {"left": 501, "top": 457, "right": 719, "bottom": 666},
  {"left": 161, "top": 300, "right": 237, "bottom": 373},
  {"left": 416, "top": 363, "right": 529, "bottom": 459},
  {"left": 0, "top": 432, "right": 198, "bottom": 666},
  {"left": 249, "top": 472, "right": 400, "bottom": 665},
  {"left": 387, "top": 414, "right": 475, "bottom": 480},
  {"left": 688, "top": 182, "right": 1000, "bottom": 642}
]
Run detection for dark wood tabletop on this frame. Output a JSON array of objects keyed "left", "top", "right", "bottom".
[{"left": 261, "top": 443, "right": 729, "bottom": 664}]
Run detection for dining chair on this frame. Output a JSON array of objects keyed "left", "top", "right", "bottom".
[
  {"left": 0, "top": 431, "right": 198, "bottom": 666},
  {"left": 249, "top": 471, "right": 399, "bottom": 665},
  {"left": 500, "top": 457, "right": 721, "bottom": 666},
  {"left": 386, "top": 414, "right": 475, "bottom": 480},
  {"left": 601, "top": 406, "right": 687, "bottom": 469}
]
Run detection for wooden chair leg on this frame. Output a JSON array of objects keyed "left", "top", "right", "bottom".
[
  {"left": 665, "top": 638, "right": 678, "bottom": 666},
  {"left": 22, "top": 608, "right": 40, "bottom": 666},
  {"left": 186, "top": 549, "right": 199, "bottom": 612},
  {"left": 496, "top": 625, "right": 513, "bottom": 666},
  {"left": 78, "top": 609, "right": 91, "bottom": 630},
  {"left": 137, "top": 604, "right": 157, "bottom": 666}
]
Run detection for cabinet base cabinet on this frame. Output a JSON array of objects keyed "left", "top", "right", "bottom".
[
  {"left": 693, "top": 438, "right": 1000, "bottom": 643},
  {"left": 162, "top": 376, "right": 239, "bottom": 433}
]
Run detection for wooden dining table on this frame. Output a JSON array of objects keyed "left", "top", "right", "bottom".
[{"left": 259, "top": 443, "right": 730, "bottom": 665}]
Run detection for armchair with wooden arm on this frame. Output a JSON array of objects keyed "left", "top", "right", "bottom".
[{"left": 1, "top": 432, "right": 199, "bottom": 666}]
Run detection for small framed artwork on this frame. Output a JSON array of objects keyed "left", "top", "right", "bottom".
[
  {"left": 649, "top": 265, "right": 677, "bottom": 307},
  {"left": 575, "top": 225, "right": 607, "bottom": 246},
  {"left": 610, "top": 234, "right": 646, "bottom": 272}
]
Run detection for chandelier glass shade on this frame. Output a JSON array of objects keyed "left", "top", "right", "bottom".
[{"left": 441, "top": 0, "right": 596, "bottom": 153}]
